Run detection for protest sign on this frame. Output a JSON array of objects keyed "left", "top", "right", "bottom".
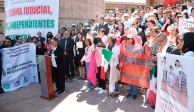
[
  {"left": 155, "top": 53, "right": 194, "bottom": 112},
  {"left": 0, "top": 43, "right": 38, "bottom": 92},
  {"left": 120, "top": 43, "right": 150, "bottom": 88},
  {"left": 4, "top": 0, "right": 59, "bottom": 40},
  {"left": 178, "top": 18, "right": 194, "bottom": 33}
]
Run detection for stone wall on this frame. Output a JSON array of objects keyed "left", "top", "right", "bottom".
[{"left": 59, "top": 0, "right": 105, "bottom": 31}]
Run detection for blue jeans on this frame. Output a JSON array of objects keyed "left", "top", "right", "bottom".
[
  {"left": 114, "top": 81, "right": 119, "bottom": 93},
  {"left": 85, "top": 62, "right": 92, "bottom": 88},
  {"left": 129, "top": 84, "right": 137, "bottom": 95}
]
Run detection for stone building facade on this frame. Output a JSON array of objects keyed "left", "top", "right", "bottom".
[{"left": 59, "top": 0, "right": 105, "bottom": 31}]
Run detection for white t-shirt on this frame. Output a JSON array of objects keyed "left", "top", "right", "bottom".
[
  {"left": 182, "top": 51, "right": 194, "bottom": 57},
  {"left": 51, "top": 47, "right": 57, "bottom": 67}
]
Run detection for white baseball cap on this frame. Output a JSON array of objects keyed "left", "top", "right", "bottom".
[
  {"left": 72, "top": 23, "right": 76, "bottom": 26},
  {"left": 84, "top": 23, "right": 88, "bottom": 26},
  {"left": 123, "top": 13, "right": 129, "bottom": 17},
  {"left": 126, "top": 35, "right": 134, "bottom": 39}
]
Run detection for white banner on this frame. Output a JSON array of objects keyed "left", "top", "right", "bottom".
[
  {"left": 178, "top": 18, "right": 194, "bottom": 33},
  {"left": 4, "top": 0, "right": 59, "bottom": 40},
  {"left": 0, "top": 43, "right": 38, "bottom": 92},
  {"left": 155, "top": 54, "right": 194, "bottom": 112}
]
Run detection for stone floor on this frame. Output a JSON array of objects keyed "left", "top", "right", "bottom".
[{"left": 0, "top": 82, "right": 154, "bottom": 112}]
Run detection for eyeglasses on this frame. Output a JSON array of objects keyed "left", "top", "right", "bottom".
[
  {"left": 132, "top": 24, "right": 136, "bottom": 25},
  {"left": 72, "top": 26, "right": 75, "bottom": 27},
  {"left": 5, "top": 41, "right": 10, "bottom": 43},
  {"left": 163, "top": 13, "right": 166, "bottom": 14},
  {"left": 145, "top": 36, "right": 150, "bottom": 38},
  {"left": 110, "top": 21, "right": 113, "bottom": 22}
]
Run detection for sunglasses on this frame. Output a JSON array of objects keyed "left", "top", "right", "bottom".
[
  {"left": 72, "top": 26, "right": 75, "bottom": 27},
  {"left": 145, "top": 36, "right": 150, "bottom": 37},
  {"left": 5, "top": 41, "right": 10, "bottom": 43}
]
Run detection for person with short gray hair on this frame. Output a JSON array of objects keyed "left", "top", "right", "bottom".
[
  {"left": 156, "top": 32, "right": 180, "bottom": 54},
  {"left": 108, "top": 34, "right": 117, "bottom": 44},
  {"left": 91, "top": 31, "right": 98, "bottom": 40},
  {"left": 106, "top": 33, "right": 120, "bottom": 97}
]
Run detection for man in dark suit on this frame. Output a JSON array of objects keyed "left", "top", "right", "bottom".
[
  {"left": 156, "top": 32, "right": 180, "bottom": 55},
  {"left": 59, "top": 31, "right": 74, "bottom": 80},
  {"left": 61, "top": 27, "right": 66, "bottom": 38},
  {"left": 108, "top": 18, "right": 118, "bottom": 33},
  {"left": 132, "top": 20, "right": 146, "bottom": 45},
  {"left": 78, "top": 23, "right": 86, "bottom": 36},
  {"left": 36, "top": 31, "right": 45, "bottom": 45},
  {"left": 98, "top": 16, "right": 109, "bottom": 35},
  {"left": 50, "top": 38, "right": 66, "bottom": 95}
]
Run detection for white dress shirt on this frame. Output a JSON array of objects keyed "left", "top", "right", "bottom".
[
  {"left": 51, "top": 47, "right": 57, "bottom": 67},
  {"left": 162, "top": 42, "right": 170, "bottom": 54}
]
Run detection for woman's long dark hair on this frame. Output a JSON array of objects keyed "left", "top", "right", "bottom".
[
  {"left": 164, "top": 16, "right": 174, "bottom": 31},
  {"left": 183, "top": 12, "right": 189, "bottom": 19},
  {"left": 46, "top": 32, "right": 53, "bottom": 38},
  {"left": 46, "top": 37, "right": 52, "bottom": 44},
  {"left": 93, "top": 36, "right": 106, "bottom": 48},
  {"left": 182, "top": 32, "right": 194, "bottom": 54},
  {"left": 70, "top": 30, "right": 76, "bottom": 37},
  {"left": 153, "top": 13, "right": 159, "bottom": 20}
]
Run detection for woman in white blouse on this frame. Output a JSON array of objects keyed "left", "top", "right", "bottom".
[{"left": 181, "top": 32, "right": 194, "bottom": 57}]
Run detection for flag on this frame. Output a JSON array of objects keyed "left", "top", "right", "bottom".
[
  {"left": 163, "top": 0, "right": 180, "bottom": 7},
  {"left": 146, "top": 63, "right": 157, "bottom": 106},
  {"left": 101, "top": 48, "right": 113, "bottom": 80}
]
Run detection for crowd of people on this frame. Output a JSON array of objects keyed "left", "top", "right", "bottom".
[{"left": 1, "top": 1, "right": 194, "bottom": 110}]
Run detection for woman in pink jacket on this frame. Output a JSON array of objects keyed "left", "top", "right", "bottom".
[
  {"left": 129, "top": 27, "right": 142, "bottom": 46},
  {"left": 80, "top": 38, "right": 93, "bottom": 93},
  {"left": 92, "top": 36, "right": 106, "bottom": 94}
]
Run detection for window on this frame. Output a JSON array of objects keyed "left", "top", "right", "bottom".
[{"left": 0, "top": 20, "right": 3, "bottom": 34}]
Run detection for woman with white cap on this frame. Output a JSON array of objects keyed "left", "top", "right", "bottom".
[{"left": 120, "top": 35, "right": 139, "bottom": 100}]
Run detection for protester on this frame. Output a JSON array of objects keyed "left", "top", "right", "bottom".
[
  {"left": 56, "top": 33, "right": 61, "bottom": 41},
  {"left": 161, "top": 16, "right": 174, "bottom": 36},
  {"left": 106, "top": 34, "right": 120, "bottom": 97},
  {"left": 121, "top": 35, "right": 138, "bottom": 99},
  {"left": 145, "top": 27, "right": 161, "bottom": 109},
  {"left": 129, "top": 27, "right": 142, "bottom": 46},
  {"left": 181, "top": 32, "right": 194, "bottom": 57},
  {"left": 175, "top": 33, "right": 182, "bottom": 50},
  {"left": 157, "top": 32, "right": 180, "bottom": 55},
  {"left": 75, "top": 32, "right": 85, "bottom": 80},
  {"left": 13, "top": 36, "right": 22, "bottom": 47},
  {"left": 50, "top": 38, "right": 66, "bottom": 95},
  {"left": 60, "top": 31, "right": 74, "bottom": 80},
  {"left": 27, "top": 37, "right": 32, "bottom": 43},
  {"left": 36, "top": 31, "right": 45, "bottom": 45},
  {"left": 91, "top": 31, "right": 98, "bottom": 40},
  {"left": 168, "top": 26, "right": 179, "bottom": 44},
  {"left": 117, "top": 23, "right": 124, "bottom": 36},
  {"left": 132, "top": 20, "right": 146, "bottom": 45},
  {"left": 32, "top": 36, "right": 37, "bottom": 46},
  {"left": 45, "top": 37, "right": 52, "bottom": 55},
  {"left": 92, "top": 36, "right": 106, "bottom": 94},
  {"left": 36, "top": 40, "right": 46, "bottom": 55},
  {"left": 4, "top": 38, "right": 12, "bottom": 48},
  {"left": 120, "top": 26, "right": 130, "bottom": 43},
  {"left": 86, "top": 27, "right": 92, "bottom": 39},
  {"left": 81, "top": 38, "right": 93, "bottom": 93},
  {"left": 145, "top": 31, "right": 152, "bottom": 41},
  {"left": 99, "top": 28, "right": 108, "bottom": 45}
]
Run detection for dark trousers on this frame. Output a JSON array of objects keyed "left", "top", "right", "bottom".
[
  {"left": 96, "top": 67, "right": 106, "bottom": 90},
  {"left": 64, "top": 56, "right": 74, "bottom": 77},
  {"left": 52, "top": 67, "right": 66, "bottom": 92}
]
